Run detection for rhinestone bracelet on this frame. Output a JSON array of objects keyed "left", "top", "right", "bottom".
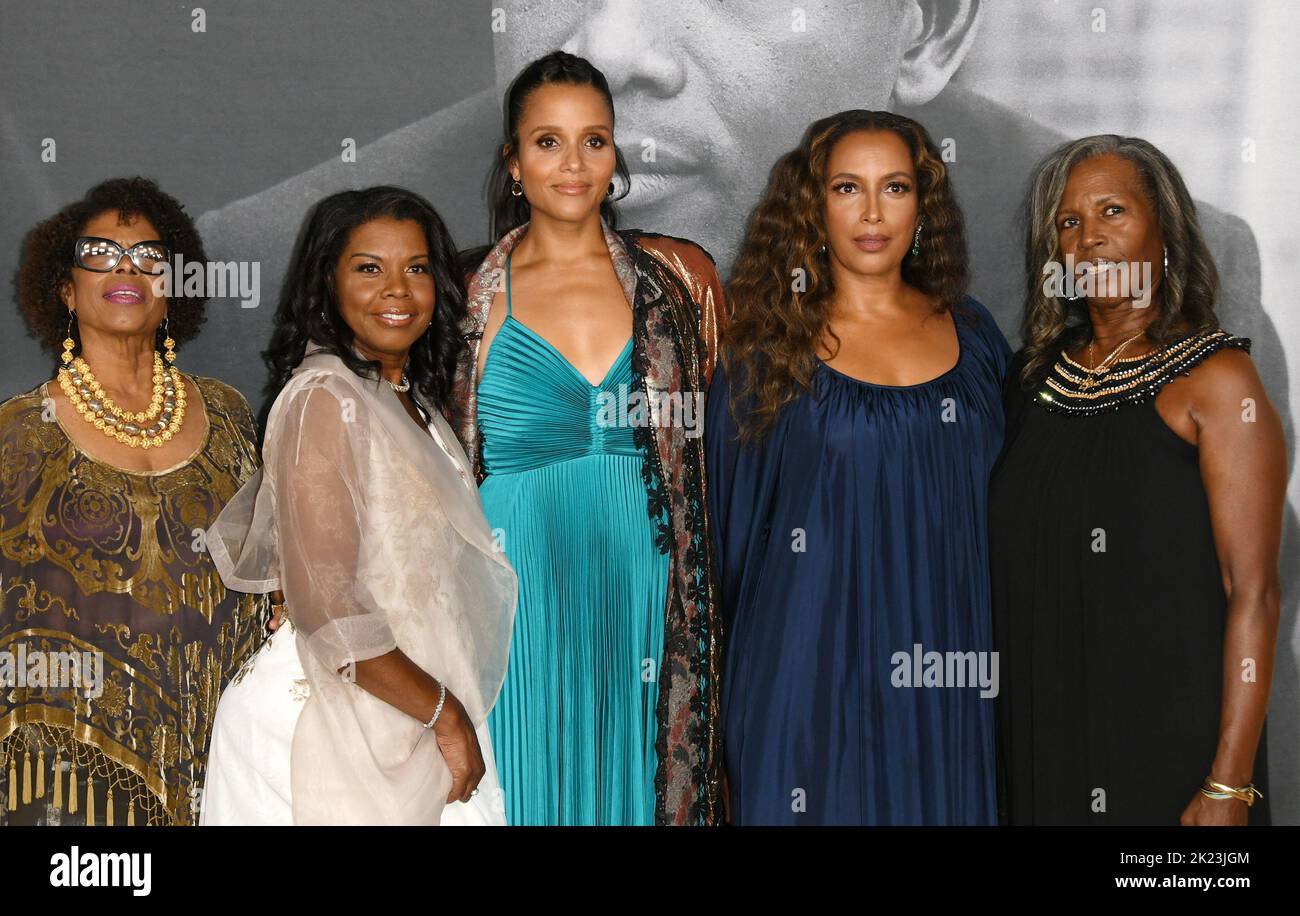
[{"left": 422, "top": 682, "right": 447, "bottom": 729}]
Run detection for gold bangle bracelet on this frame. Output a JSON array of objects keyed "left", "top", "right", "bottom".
[{"left": 1200, "top": 778, "right": 1262, "bottom": 806}]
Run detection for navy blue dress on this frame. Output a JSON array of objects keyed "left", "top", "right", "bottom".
[{"left": 706, "top": 297, "right": 1011, "bottom": 825}]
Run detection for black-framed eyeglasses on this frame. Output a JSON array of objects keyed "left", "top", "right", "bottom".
[{"left": 73, "top": 237, "right": 171, "bottom": 275}]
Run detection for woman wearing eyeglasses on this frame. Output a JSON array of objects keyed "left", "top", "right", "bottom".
[{"left": 0, "top": 177, "right": 266, "bottom": 826}]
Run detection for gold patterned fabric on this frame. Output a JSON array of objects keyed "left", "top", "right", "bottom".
[{"left": 0, "top": 375, "right": 266, "bottom": 825}]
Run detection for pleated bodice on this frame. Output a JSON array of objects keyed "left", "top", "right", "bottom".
[{"left": 477, "top": 318, "right": 636, "bottom": 474}]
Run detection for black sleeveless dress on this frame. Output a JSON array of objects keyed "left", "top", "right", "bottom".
[{"left": 988, "top": 329, "right": 1270, "bottom": 825}]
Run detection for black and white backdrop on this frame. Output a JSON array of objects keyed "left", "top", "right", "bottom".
[{"left": 1, "top": 0, "right": 1295, "bottom": 823}]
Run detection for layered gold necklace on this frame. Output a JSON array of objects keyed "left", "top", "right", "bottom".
[
  {"left": 1038, "top": 329, "right": 1245, "bottom": 417},
  {"left": 57, "top": 352, "right": 186, "bottom": 448}
]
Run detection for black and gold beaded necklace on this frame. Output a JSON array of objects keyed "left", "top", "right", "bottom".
[{"left": 1035, "top": 328, "right": 1250, "bottom": 417}]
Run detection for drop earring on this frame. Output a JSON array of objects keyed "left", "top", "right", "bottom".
[
  {"left": 162, "top": 316, "right": 177, "bottom": 364},
  {"left": 62, "top": 312, "right": 76, "bottom": 365},
  {"left": 911, "top": 220, "right": 924, "bottom": 258},
  {"left": 510, "top": 179, "right": 523, "bottom": 197},
  {"left": 1163, "top": 244, "right": 1168, "bottom": 272}
]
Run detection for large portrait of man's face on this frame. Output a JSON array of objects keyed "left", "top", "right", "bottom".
[
  {"left": 2, "top": 0, "right": 1284, "bottom": 461},
  {"left": 494, "top": 0, "right": 982, "bottom": 269}
]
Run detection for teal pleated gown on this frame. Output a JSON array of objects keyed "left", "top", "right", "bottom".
[{"left": 478, "top": 253, "right": 669, "bottom": 825}]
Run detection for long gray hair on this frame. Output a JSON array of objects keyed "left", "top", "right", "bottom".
[{"left": 1019, "top": 134, "right": 1220, "bottom": 386}]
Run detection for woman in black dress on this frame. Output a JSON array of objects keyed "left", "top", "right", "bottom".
[{"left": 990, "top": 135, "right": 1285, "bottom": 825}]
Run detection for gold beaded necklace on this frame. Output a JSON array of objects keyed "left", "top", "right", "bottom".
[
  {"left": 1038, "top": 329, "right": 1245, "bottom": 416},
  {"left": 57, "top": 325, "right": 187, "bottom": 449}
]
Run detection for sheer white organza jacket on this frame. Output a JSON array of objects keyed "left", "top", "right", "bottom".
[{"left": 208, "top": 347, "right": 517, "bottom": 824}]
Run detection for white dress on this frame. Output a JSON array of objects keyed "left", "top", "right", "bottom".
[
  {"left": 199, "top": 614, "right": 507, "bottom": 825},
  {"left": 200, "top": 349, "right": 516, "bottom": 825}
]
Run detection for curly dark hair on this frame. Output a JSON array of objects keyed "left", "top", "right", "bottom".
[
  {"left": 262, "top": 186, "right": 468, "bottom": 433},
  {"left": 1018, "top": 134, "right": 1220, "bottom": 387},
  {"left": 15, "top": 176, "right": 207, "bottom": 365},
  {"left": 723, "top": 109, "right": 970, "bottom": 443}
]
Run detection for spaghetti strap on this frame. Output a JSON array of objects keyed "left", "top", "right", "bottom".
[
  {"left": 475, "top": 246, "right": 663, "bottom": 825},
  {"left": 505, "top": 252, "right": 513, "bottom": 317}
]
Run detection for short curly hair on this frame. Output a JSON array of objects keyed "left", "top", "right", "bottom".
[{"left": 15, "top": 177, "right": 208, "bottom": 361}]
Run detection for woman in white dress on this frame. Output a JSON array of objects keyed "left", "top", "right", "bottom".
[{"left": 200, "top": 187, "right": 516, "bottom": 825}]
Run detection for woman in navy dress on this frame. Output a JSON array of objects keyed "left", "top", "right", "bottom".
[{"left": 707, "top": 110, "right": 1009, "bottom": 825}]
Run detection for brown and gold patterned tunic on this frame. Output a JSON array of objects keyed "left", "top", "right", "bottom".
[{"left": 0, "top": 375, "right": 266, "bottom": 825}]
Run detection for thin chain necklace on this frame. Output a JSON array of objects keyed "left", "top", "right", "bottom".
[
  {"left": 1079, "top": 331, "right": 1145, "bottom": 389},
  {"left": 58, "top": 352, "right": 186, "bottom": 448}
]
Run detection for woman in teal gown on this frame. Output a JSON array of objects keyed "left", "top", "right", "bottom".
[
  {"left": 476, "top": 252, "right": 669, "bottom": 824},
  {"left": 450, "top": 52, "right": 727, "bottom": 825}
]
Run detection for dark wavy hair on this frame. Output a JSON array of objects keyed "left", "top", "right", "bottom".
[
  {"left": 262, "top": 186, "right": 467, "bottom": 431},
  {"left": 15, "top": 176, "right": 207, "bottom": 366},
  {"left": 462, "top": 50, "right": 631, "bottom": 270},
  {"left": 723, "top": 109, "right": 970, "bottom": 443},
  {"left": 1018, "top": 134, "right": 1220, "bottom": 386}
]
